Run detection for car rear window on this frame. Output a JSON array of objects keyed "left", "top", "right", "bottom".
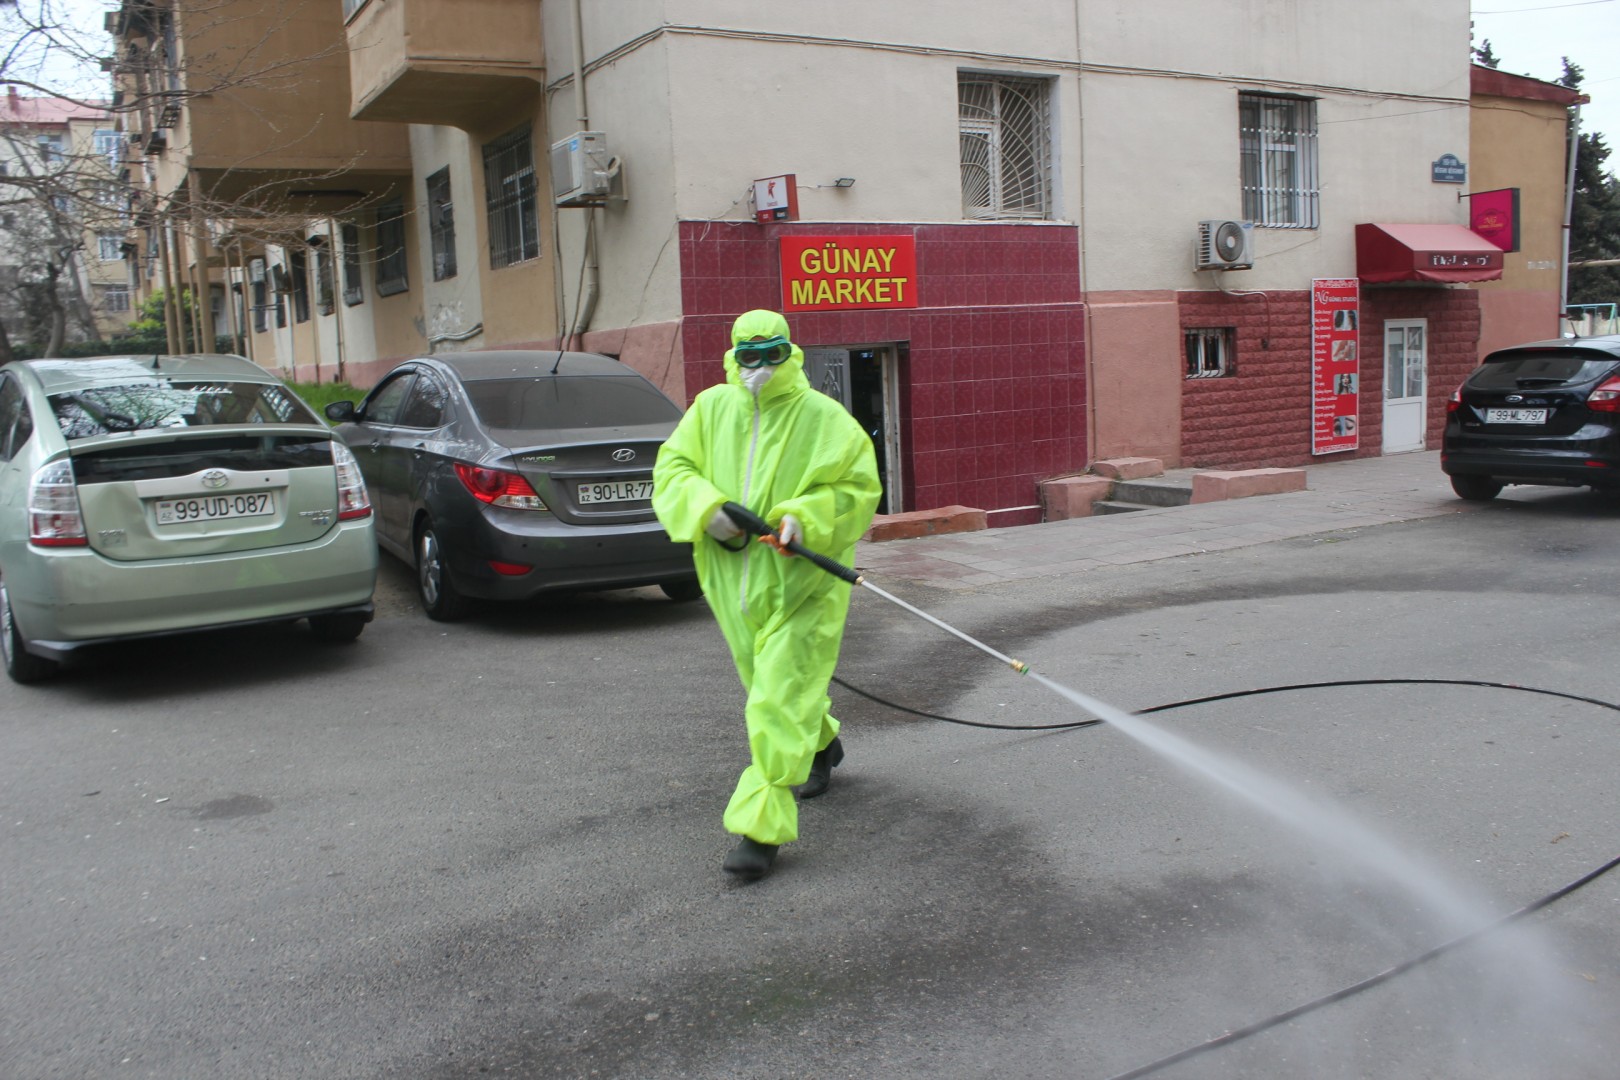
[
  {"left": 49, "top": 380, "right": 319, "bottom": 439},
  {"left": 1466, "top": 350, "right": 1620, "bottom": 390},
  {"left": 463, "top": 376, "right": 681, "bottom": 431}
]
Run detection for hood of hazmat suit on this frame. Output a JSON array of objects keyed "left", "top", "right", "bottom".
[{"left": 653, "top": 309, "right": 881, "bottom": 844}]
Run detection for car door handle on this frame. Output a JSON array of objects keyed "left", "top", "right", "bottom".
[{"left": 413, "top": 442, "right": 427, "bottom": 457}]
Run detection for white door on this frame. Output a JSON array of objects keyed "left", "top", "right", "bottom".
[{"left": 1382, "top": 320, "right": 1427, "bottom": 454}]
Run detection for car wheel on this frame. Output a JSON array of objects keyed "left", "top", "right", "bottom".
[
  {"left": 1450, "top": 474, "right": 1503, "bottom": 502},
  {"left": 308, "top": 612, "right": 368, "bottom": 642},
  {"left": 416, "top": 520, "right": 469, "bottom": 622},
  {"left": 1, "top": 576, "right": 58, "bottom": 684},
  {"left": 659, "top": 578, "right": 703, "bottom": 603}
]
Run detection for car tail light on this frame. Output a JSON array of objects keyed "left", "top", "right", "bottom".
[
  {"left": 488, "top": 560, "right": 532, "bottom": 576},
  {"left": 454, "top": 463, "right": 547, "bottom": 510},
  {"left": 29, "top": 459, "right": 88, "bottom": 547},
  {"left": 1447, "top": 384, "right": 1465, "bottom": 414},
  {"left": 332, "top": 441, "right": 372, "bottom": 520},
  {"left": 1587, "top": 376, "right": 1620, "bottom": 413}
]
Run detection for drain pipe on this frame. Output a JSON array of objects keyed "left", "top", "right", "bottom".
[{"left": 569, "top": 0, "right": 599, "bottom": 349}]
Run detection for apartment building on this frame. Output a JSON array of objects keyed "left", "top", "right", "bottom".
[
  {"left": 0, "top": 89, "right": 131, "bottom": 343},
  {"left": 124, "top": 1, "right": 1574, "bottom": 525},
  {"left": 111, "top": 0, "right": 412, "bottom": 379}
]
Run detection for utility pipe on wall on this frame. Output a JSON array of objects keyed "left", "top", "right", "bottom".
[
  {"left": 569, "top": 0, "right": 599, "bottom": 347},
  {"left": 1560, "top": 101, "right": 1582, "bottom": 330}
]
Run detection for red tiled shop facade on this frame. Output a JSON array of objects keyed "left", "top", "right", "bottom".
[
  {"left": 678, "top": 221, "right": 1088, "bottom": 526},
  {"left": 1179, "top": 288, "right": 1480, "bottom": 469}
]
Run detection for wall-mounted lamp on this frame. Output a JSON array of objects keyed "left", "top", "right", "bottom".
[{"left": 833, "top": 177, "right": 856, "bottom": 188}]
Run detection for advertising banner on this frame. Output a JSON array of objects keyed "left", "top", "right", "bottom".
[
  {"left": 1468, "top": 187, "right": 1520, "bottom": 252},
  {"left": 780, "top": 236, "right": 918, "bottom": 312},
  {"left": 1311, "top": 277, "right": 1361, "bottom": 455}
]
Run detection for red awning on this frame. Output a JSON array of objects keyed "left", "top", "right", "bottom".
[{"left": 1355, "top": 223, "right": 1504, "bottom": 284}]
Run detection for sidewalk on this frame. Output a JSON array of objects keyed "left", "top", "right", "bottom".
[{"left": 853, "top": 450, "right": 1467, "bottom": 589}]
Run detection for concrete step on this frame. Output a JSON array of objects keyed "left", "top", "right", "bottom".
[
  {"left": 1091, "top": 500, "right": 1152, "bottom": 515},
  {"left": 1110, "top": 476, "right": 1194, "bottom": 508}
]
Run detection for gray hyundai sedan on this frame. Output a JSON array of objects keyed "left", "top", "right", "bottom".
[
  {"left": 0, "top": 353, "right": 377, "bottom": 683},
  {"left": 325, "top": 351, "right": 698, "bottom": 620}
]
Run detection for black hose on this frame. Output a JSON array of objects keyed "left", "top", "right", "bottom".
[{"left": 831, "top": 673, "right": 1620, "bottom": 1079}]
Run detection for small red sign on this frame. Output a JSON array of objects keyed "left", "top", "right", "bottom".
[
  {"left": 1468, "top": 187, "right": 1519, "bottom": 253},
  {"left": 780, "top": 235, "right": 918, "bottom": 312}
]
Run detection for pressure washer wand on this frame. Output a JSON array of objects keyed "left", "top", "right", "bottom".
[{"left": 721, "top": 502, "right": 1030, "bottom": 675}]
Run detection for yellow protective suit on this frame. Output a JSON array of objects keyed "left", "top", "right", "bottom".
[{"left": 653, "top": 310, "right": 881, "bottom": 846}]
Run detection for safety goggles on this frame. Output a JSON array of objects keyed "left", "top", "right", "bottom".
[{"left": 734, "top": 337, "right": 792, "bottom": 369}]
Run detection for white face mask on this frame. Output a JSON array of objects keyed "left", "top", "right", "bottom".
[{"left": 740, "top": 364, "right": 776, "bottom": 395}]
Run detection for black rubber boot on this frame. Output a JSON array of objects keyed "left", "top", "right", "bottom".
[
  {"left": 797, "top": 736, "right": 844, "bottom": 800},
  {"left": 722, "top": 836, "right": 779, "bottom": 880}
]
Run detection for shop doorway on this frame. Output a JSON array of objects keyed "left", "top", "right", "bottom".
[
  {"left": 1382, "top": 319, "right": 1427, "bottom": 454},
  {"left": 802, "top": 345, "right": 904, "bottom": 514}
]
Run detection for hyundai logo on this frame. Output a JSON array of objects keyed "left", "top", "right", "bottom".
[
  {"left": 200, "top": 469, "right": 229, "bottom": 489},
  {"left": 612, "top": 448, "right": 637, "bottom": 462}
]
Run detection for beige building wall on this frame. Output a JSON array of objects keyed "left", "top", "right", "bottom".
[{"left": 1469, "top": 68, "right": 1580, "bottom": 356}]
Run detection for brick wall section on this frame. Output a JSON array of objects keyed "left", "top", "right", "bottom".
[
  {"left": 1180, "top": 287, "right": 1481, "bottom": 468},
  {"left": 678, "top": 221, "right": 1087, "bottom": 520}
]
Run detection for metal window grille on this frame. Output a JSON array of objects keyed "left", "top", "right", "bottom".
[
  {"left": 375, "top": 200, "right": 409, "bottom": 296},
  {"left": 482, "top": 127, "right": 540, "bottom": 269},
  {"left": 102, "top": 286, "right": 131, "bottom": 313},
  {"left": 959, "top": 74, "right": 1053, "bottom": 220},
  {"left": 314, "top": 245, "right": 335, "bottom": 316},
  {"left": 250, "top": 259, "right": 268, "bottom": 332},
  {"left": 289, "top": 249, "right": 311, "bottom": 323},
  {"left": 1184, "top": 328, "right": 1234, "bottom": 378},
  {"left": 1240, "top": 93, "right": 1319, "bottom": 229},
  {"left": 426, "top": 166, "right": 457, "bottom": 281},
  {"left": 340, "top": 223, "right": 364, "bottom": 306}
]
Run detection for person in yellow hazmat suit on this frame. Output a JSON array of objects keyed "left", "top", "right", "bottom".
[{"left": 653, "top": 309, "right": 881, "bottom": 881}]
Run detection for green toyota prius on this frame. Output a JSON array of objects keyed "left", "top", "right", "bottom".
[{"left": 0, "top": 353, "right": 377, "bottom": 683}]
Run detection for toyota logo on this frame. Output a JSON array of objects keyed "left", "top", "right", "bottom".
[
  {"left": 612, "top": 448, "right": 636, "bottom": 462},
  {"left": 200, "top": 469, "right": 229, "bottom": 489}
]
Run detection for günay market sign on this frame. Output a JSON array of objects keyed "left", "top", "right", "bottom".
[{"left": 780, "top": 236, "right": 918, "bottom": 312}]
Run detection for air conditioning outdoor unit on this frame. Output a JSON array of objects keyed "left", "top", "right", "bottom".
[
  {"left": 1196, "top": 219, "right": 1255, "bottom": 270},
  {"left": 549, "top": 131, "right": 619, "bottom": 208}
]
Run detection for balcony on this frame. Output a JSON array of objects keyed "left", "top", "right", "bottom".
[{"left": 346, "top": 0, "right": 545, "bottom": 129}]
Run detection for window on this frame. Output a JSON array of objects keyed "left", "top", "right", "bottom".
[
  {"left": 93, "top": 128, "right": 120, "bottom": 166},
  {"left": 1185, "top": 328, "right": 1235, "bottom": 378},
  {"left": 375, "top": 199, "right": 409, "bottom": 296},
  {"left": 102, "top": 285, "right": 131, "bottom": 313},
  {"left": 0, "top": 375, "right": 36, "bottom": 463},
  {"left": 289, "top": 249, "right": 310, "bottom": 323},
  {"left": 361, "top": 373, "right": 416, "bottom": 426},
  {"left": 312, "top": 239, "right": 335, "bottom": 316},
  {"left": 1239, "top": 93, "right": 1319, "bottom": 229},
  {"left": 340, "top": 223, "right": 363, "bottom": 306},
  {"left": 250, "top": 259, "right": 268, "bottom": 332},
  {"left": 36, "top": 134, "right": 63, "bottom": 164},
  {"left": 958, "top": 73, "right": 1052, "bottom": 220},
  {"left": 482, "top": 126, "right": 540, "bottom": 269},
  {"left": 398, "top": 371, "right": 450, "bottom": 429},
  {"left": 98, "top": 233, "right": 125, "bottom": 261},
  {"left": 426, "top": 166, "right": 457, "bottom": 280}
]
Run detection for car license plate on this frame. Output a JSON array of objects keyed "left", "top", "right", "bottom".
[
  {"left": 577, "top": 480, "right": 654, "bottom": 505},
  {"left": 1485, "top": 408, "right": 1547, "bottom": 424},
  {"left": 155, "top": 492, "right": 274, "bottom": 524}
]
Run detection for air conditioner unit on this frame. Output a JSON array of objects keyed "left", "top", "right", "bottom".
[
  {"left": 549, "top": 131, "right": 618, "bottom": 207},
  {"left": 1196, "top": 219, "right": 1255, "bottom": 271}
]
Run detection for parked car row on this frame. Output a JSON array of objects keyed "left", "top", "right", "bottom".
[{"left": 0, "top": 349, "right": 698, "bottom": 684}]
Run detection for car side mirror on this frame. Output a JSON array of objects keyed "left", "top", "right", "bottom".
[{"left": 325, "top": 399, "right": 357, "bottom": 423}]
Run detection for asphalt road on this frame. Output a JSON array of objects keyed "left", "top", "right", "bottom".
[{"left": 4, "top": 490, "right": 1619, "bottom": 1079}]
